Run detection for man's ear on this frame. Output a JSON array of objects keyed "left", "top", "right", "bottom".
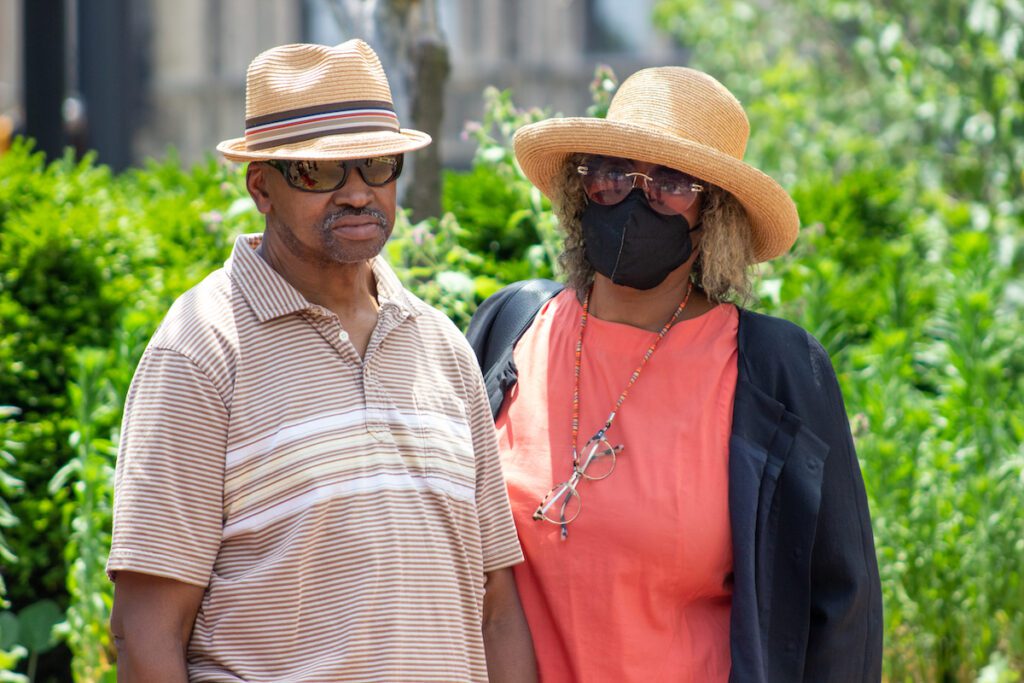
[{"left": 246, "top": 162, "right": 273, "bottom": 215}]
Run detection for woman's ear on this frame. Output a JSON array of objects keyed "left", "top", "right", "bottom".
[{"left": 246, "top": 162, "right": 273, "bottom": 215}]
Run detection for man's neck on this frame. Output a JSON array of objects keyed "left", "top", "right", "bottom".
[{"left": 255, "top": 232, "right": 379, "bottom": 316}]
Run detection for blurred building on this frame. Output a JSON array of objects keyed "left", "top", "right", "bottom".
[
  {"left": 0, "top": 1, "right": 21, "bottom": 153},
  {"left": 0, "top": 0, "right": 682, "bottom": 168}
]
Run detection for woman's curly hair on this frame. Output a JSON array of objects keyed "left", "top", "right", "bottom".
[{"left": 551, "top": 156, "right": 756, "bottom": 303}]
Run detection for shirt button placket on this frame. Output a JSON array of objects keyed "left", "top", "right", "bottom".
[
  {"left": 321, "top": 312, "right": 359, "bottom": 365},
  {"left": 363, "top": 364, "right": 392, "bottom": 442},
  {"left": 361, "top": 308, "right": 387, "bottom": 442},
  {"left": 362, "top": 306, "right": 402, "bottom": 442}
]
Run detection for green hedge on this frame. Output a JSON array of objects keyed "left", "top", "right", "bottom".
[{"left": 0, "top": 143, "right": 254, "bottom": 681}]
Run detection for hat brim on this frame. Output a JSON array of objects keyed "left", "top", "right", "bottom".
[
  {"left": 216, "top": 128, "right": 432, "bottom": 162},
  {"left": 513, "top": 118, "right": 799, "bottom": 263}
]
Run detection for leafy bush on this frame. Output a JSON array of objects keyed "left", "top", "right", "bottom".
[
  {"left": 0, "top": 143, "right": 134, "bottom": 619},
  {"left": 442, "top": 165, "right": 537, "bottom": 261},
  {"left": 0, "top": 140, "right": 244, "bottom": 680},
  {"left": 391, "top": 85, "right": 564, "bottom": 325}
]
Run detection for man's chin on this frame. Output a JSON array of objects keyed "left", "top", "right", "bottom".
[{"left": 323, "top": 235, "right": 389, "bottom": 264}]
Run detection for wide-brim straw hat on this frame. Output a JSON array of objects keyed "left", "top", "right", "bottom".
[
  {"left": 514, "top": 67, "right": 799, "bottom": 262},
  {"left": 217, "top": 40, "right": 431, "bottom": 162}
]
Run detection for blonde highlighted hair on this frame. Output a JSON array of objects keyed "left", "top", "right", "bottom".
[{"left": 551, "top": 157, "right": 756, "bottom": 303}]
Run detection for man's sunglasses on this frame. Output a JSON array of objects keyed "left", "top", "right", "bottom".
[
  {"left": 577, "top": 155, "right": 704, "bottom": 216},
  {"left": 265, "top": 155, "right": 404, "bottom": 193}
]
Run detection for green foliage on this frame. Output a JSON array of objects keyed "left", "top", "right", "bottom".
[
  {"left": 49, "top": 349, "right": 119, "bottom": 682},
  {"left": 0, "top": 435, "right": 25, "bottom": 683},
  {"left": 650, "top": 0, "right": 1024, "bottom": 217},
  {"left": 15, "top": 600, "right": 61, "bottom": 654},
  {"left": 396, "top": 84, "right": 566, "bottom": 327},
  {"left": 0, "top": 650, "right": 27, "bottom": 683},
  {"left": 0, "top": 141, "right": 123, "bottom": 613},
  {"left": 585, "top": 64, "right": 618, "bottom": 118},
  {"left": 387, "top": 212, "right": 489, "bottom": 330},
  {"left": 0, "top": 574, "right": 26, "bottom": 682},
  {"left": 0, "top": 407, "right": 24, "bottom": 599},
  {"left": 452, "top": 86, "right": 563, "bottom": 280},
  {"left": 442, "top": 166, "right": 538, "bottom": 261},
  {"left": 652, "top": 1, "right": 1024, "bottom": 678},
  {"left": 0, "top": 600, "right": 62, "bottom": 682},
  {"left": 0, "top": 138, "right": 239, "bottom": 680}
]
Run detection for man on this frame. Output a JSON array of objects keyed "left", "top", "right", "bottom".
[{"left": 107, "top": 40, "right": 536, "bottom": 682}]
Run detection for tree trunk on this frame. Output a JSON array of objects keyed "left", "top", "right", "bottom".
[
  {"left": 405, "top": 32, "right": 449, "bottom": 221},
  {"left": 319, "top": 0, "right": 449, "bottom": 221}
]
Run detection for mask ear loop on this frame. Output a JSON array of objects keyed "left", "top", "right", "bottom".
[{"left": 686, "top": 223, "right": 705, "bottom": 294}]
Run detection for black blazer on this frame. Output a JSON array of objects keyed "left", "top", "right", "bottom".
[
  {"left": 728, "top": 308, "right": 881, "bottom": 682},
  {"left": 467, "top": 291, "right": 883, "bottom": 681}
]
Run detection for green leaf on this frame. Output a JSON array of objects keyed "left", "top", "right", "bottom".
[
  {"left": 0, "top": 612, "right": 18, "bottom": 650},
  {"left": 15, "top": 600, "right": 62, "bottom": 653}
]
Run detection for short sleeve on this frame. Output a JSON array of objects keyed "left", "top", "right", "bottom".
[
  {"left": 107, "top": 346, "right": 229, "bottom": 587},
  {"left": 461, "top": 348, "right": 524, "bottom": 572}
]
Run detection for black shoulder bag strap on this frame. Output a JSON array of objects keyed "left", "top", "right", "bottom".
[{"left": 466, "top": 278, "right": 564, "bottom": 417}]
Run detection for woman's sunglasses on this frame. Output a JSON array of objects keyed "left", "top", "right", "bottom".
[
  {"left": 577, "top": 155, "right": 704, "bottom": 216},
  {"left": 266, "top": 154, "right": 404, "bottom": 193}
]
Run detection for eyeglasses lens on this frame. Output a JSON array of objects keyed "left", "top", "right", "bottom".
[
  {"left": 579, "top": 437, "right": 617, "bottom": 480},
  {"left": 538, "top": 480, "right": 582, "bottom": 525},
  {"left": 280, "top": 160, "right": 337, "bottom": 191},
  {"left": 357, "top": 155, "right": 403, "bottom": 186},
  {"left": 533, "top": 436, "right": 620, "bottom": 526},
  {"left": 579, "top": 157, "right": 700, "bottom": 215},
  {"left": 275, "top": 155, "right": 403, "bottom": 192}
]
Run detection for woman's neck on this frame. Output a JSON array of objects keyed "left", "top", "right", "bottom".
[{"left": 586, "top": 272, "right": 713, "bottom": 332}]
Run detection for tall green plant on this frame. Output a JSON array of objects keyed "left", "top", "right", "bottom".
[
  {"left": 0, "top": 407, "right": 27, "bottom": 681},
  {"left": 0, "top": 407, "right": 23, "bottom": 601},
  {"left": 653, "top": 0, "right": 1024, "bottom": 212},
  {"left": 49, "top": 349, "right": 120, "bottom": 683},
  {"left": 387, "top": 211, "right": 489, "bottom": 330},
  {"left": 395, "top": 81, "right": 593, "bottom": 327},
  {"left": 456, "top": 85, "right": 563, "bottom": 279}
]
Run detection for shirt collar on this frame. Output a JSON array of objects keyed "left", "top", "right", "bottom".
[
  {"left": 369, "top": 251, "right": 419, "bottom": 318},
  {"left": 225, "top": 233, "right": 418, "bottom": 323}
]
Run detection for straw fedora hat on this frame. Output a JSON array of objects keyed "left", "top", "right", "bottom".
[
  {"left": 513, "top": 67, "right": 799, "bottom": 262},
  {"left": 217, "top": 40, "right": 430, "bottom": 162}
]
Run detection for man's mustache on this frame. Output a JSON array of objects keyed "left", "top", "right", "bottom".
[{"left": 322, "top": 207, "right": 388, "bottom": 230}]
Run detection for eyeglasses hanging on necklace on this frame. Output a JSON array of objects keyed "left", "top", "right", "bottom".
[{"left": 533, "top": 280, "right": 694, "bottom": 539}]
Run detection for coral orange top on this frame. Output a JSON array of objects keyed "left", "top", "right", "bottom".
[{"left": 497, "top": 290, "right": 738, "bottom": 682}]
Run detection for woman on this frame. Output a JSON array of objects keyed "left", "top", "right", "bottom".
[{"left": 468, "top": 67, "right": 882, "bottom": 681}]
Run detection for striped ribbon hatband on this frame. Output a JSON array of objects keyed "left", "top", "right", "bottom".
[{"left": 245, "top": 100, "right": 400, "bottom": 150}]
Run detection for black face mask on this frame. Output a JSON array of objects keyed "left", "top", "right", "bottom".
[{"left": 581, "top": 189, "right": 700, "bottom": 290}]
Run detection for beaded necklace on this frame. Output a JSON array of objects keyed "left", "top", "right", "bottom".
[{"left": 570, "top": 280, "right": 694, "bottom": 470}]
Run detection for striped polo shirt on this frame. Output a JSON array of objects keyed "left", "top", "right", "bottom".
[{"left": 107, "top": 234, "right": 523, "bottom": 682}]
